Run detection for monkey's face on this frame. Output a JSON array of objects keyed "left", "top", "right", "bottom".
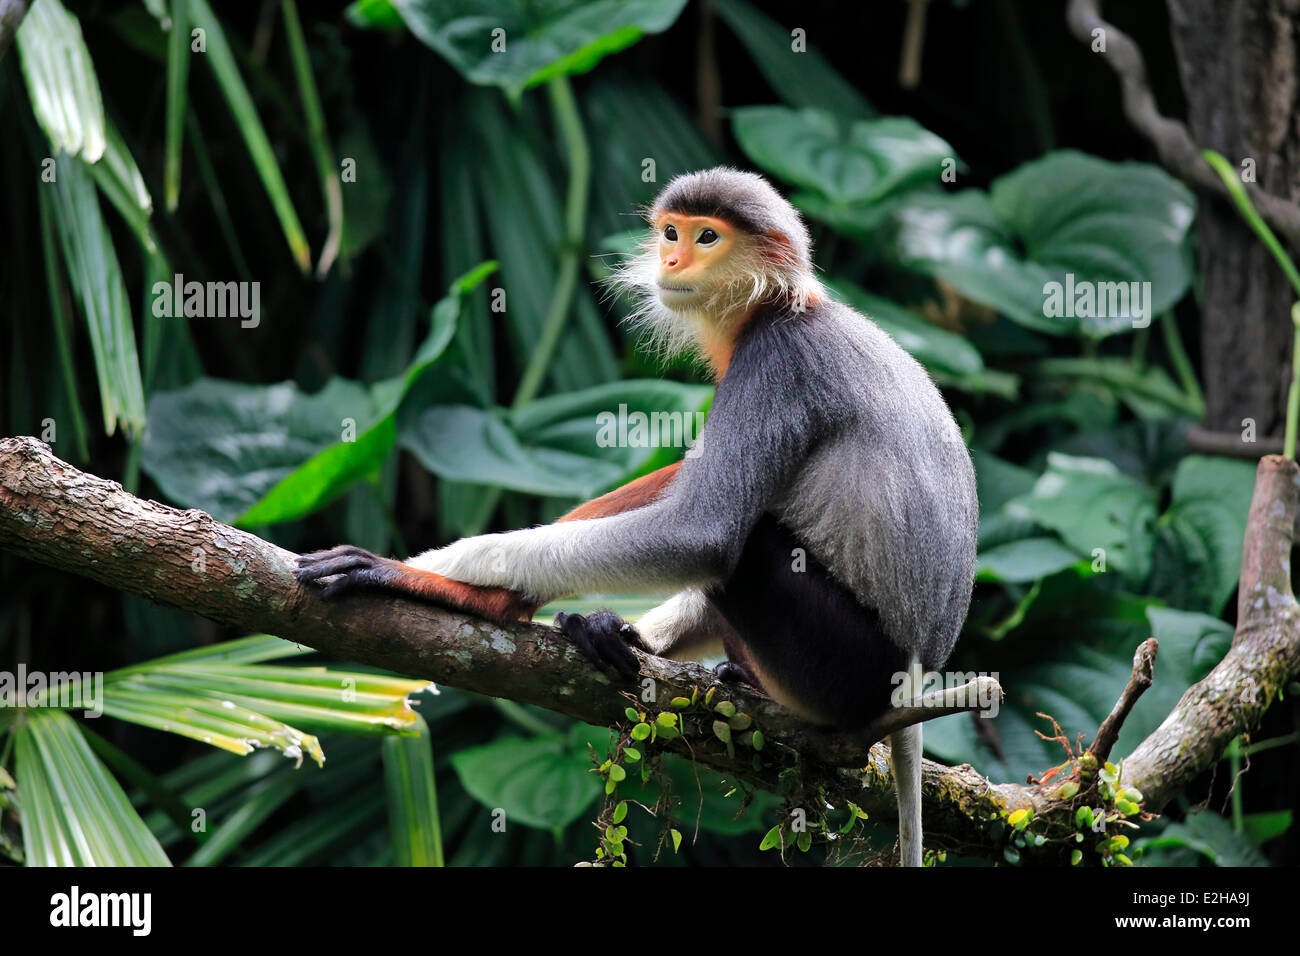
[{"left": 653, "top": 214, "right": 742, "bottom": 311}]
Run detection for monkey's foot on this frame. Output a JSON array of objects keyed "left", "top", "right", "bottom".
[
  {"left": 554, "top": 610, "right": 645, "bottom": 681},
  {"left": 296, "top": 545, "right": 400, "bottom": 598},
  {"left": 296, "top": 545, "right": 538, "bottom": 621},
  {"left": 714, "top": 660, "right": 760, "bottom": 688}
]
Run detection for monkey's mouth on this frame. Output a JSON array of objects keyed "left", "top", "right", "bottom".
[{"left": 657, "top": 282, "right": 695, "bottom": 294}]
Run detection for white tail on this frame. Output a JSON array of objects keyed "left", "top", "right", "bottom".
[
  {"left": 887, "top": 657, "right": 925, "bottom": 867},
  {"left": 887, "top": 723, "right": 923, "bottom": 866}
]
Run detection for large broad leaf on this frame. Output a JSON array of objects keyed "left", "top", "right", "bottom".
[
  {"left": 825, "top": 279, "right": 983, "bottom": 377},
  {"left": 143, "top": 376, "right": 377, "bottom": 522},
  {"left": 388, "top": 0, "right": 688, "bottom": 95},
  {"left": 400, "top": 379, "right": 712, "bottom": 499},
  {"left": 1008, "top": 453, "right": 1158, "bottom": 579},
  {"left": 712, "top": 0, "right": 873, "bottom": 120},
  {"left": 143, "top": 264, "right": 494, "bottom": 524},
  {"left": 1136, "top": 810, "right": 1269, "bottom": 867},
  {"left": 15, "top": 710, "right": 172, "bottom": 866},
  {"left": 813, "top": 152, "right": 1196, "bottom": 338},
  {"left": 1149, "top": 455, "right": 1258, "bottom": 615},
  {"left": 16, "top": 0, "right": 106, "bottom": 161},
  {"left": 734, "top": 107, "right": 955, "bottom": 206},
  {"left": 976, "top": 536, "right": 1084, "bottom": 584},
  {"left": 450, "top": 727, "right": 601, "bottom": 831}
]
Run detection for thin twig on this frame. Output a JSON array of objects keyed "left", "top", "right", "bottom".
[{"left": 1089, "top": 638, "right": 1158, "bottom": 764}]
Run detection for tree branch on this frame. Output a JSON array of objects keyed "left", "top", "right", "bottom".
[
  {"left": 0, "top": 0, "right": 29, "bottom": 63},
  {"left": 2, "top": 436, "right": 1298, "bottom": 857},
  {"left": 1088, "top": 637, "right": 1157, "bottom": 765},
  {"left": 1065, "top": 0, "right": 1300, "bottom": 249}
]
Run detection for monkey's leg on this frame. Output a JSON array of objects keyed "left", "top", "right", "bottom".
[
  {"left": 550, "top": 588, "right": 729, "bottom": 682},
  {"left": 634, "top": 588, "right": 728, "bottom": 659}
]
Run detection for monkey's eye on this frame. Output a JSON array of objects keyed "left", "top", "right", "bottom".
[
  {"left": 697, "top": 228, "right": 719, "bottom": 245},
  {"left": 663, "top": 224, "right": 678, "bottom": 241}
]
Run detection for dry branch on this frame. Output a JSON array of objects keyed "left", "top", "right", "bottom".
[
  {"left": 1, "top": 436, "right": 1298, "bottom": 856},
  {"left": 1088, "top": 638, "right": 1157, "bottom": 765}
]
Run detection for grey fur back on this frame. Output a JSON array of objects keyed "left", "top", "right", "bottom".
[{"left": 769, "top": 298, "right": 978, "bottom": 669}]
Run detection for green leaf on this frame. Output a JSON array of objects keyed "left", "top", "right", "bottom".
[
  {"left": 1029, "top": 357, "right": 1202, "bottom": 419},
  {"left": 711, "top": 0, "right": 873, "bottom": 119},
  {"left": 845, "top": 152, "right": 1196, "bottom": 337},
  {"left": 15, "top": 710, "right": 171, "bottom": 866},
  {"left": 47, "top": 153, "right": 147, "bottom": 438},
  {"left": 143, "top": 376, "right": 378, "bottom": 522},
  {"left": 144, "top": 264, "right": 493, "bottom": 524},
  {"left": 462, "top": 87, "right": 618, "bottom": 393},
  {"left": 382, "top": 714, "right": 444, "bottom": 866},
  {"left": 734, "top": 108, "right": 955, "bottom": 206},
  {"left": 16, "top": 0, "right": 106, "bottom": 161},
  {"left": 282, "top": 0, "right": 343, "bottom": 277},
  {"left": 345, "top": 0, "right": 407, "bottom": 29},
  {"left": 390, "top": 0, "right": 689, "bottom": 96},
  {"left": 189, "top": 0, "right": 311, "bottom": 271},
  {"left": 1149, "top": 455, "right": 1258, "bottom": 614},
  {"left": 1009, "top": 453, "right": 1158, "bottom": 578},
  {"left": 86, "top": 118, "right": 155, "bottom": 253},
  {"left": 1136, "top": 811, "right": 1268, "bottom": 867},
  {"left": 826, "top": 280, "right": 983, "bottom": 377},
  {"left": 163, "top": 0, "right": 191, "bottom": 211},
  {"left": 83, "top": 636, "right": 430, "bottom": 769},
  {"left": 584, "top": 78, "right": 719, "bottom": 243},
  {"left": 976, "top": 536, "right": 1084, "bottom": 583},
  {"left": 1242, "top": 810, "right": 1292, "bottom": 846},
  {"left": 450, "top": 735, "right": 601, "bottom": 831},
  {"left": 401, "top": 379, "right": 711, "bottom": 499}
]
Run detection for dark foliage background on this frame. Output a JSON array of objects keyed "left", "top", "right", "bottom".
[{"left": 0, "top": 0, "right": 1295, "bottom": 867}]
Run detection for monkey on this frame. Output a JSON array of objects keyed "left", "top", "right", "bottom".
[{"left": 295, "top": 167, "right": 979, "bottom": 866}]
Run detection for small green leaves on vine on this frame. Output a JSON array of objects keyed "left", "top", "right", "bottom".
[{"left": 1053, "top": 781, "right": 1079, "bottom": 801}]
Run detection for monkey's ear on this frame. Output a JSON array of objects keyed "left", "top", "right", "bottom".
[{"left": 761, "top": 230, "right": 799, "bottom": 266}]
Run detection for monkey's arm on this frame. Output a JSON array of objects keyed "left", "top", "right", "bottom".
[
  {"left": 408, "top": 319, "right": 824, "bottom": 603},
  {"left": 296, "top": 462, "right": 685, "bottom": 620}
]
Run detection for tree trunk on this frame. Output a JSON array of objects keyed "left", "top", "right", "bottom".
[{"left": 1168, "top": 0, "right": 1300, "bottom": 441}]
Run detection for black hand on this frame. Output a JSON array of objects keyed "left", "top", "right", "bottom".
[{"left": 554, "top": 610, "right": 644, "bottom": 681}]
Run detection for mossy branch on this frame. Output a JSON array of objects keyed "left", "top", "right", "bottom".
[{"left": 2, "top": 436, "right": 1297, "bottom": 857}]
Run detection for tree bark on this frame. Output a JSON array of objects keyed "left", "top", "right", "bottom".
[
  {"left": 2, "top": 436, "right": 1298, "bottom": 857},
  {"left": 1167, "top": 0, "right": 1300, "bottom": 442}
]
